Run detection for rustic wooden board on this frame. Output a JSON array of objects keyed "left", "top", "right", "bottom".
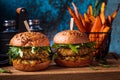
[{"left": 0, "top": 59, "right": 120, "bottom": 80}]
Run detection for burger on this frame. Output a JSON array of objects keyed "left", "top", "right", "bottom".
[
  {"left": 8, "top": 32, "right": 51, "bottom": 71},
  {"left": 52, "top": 30, "right": 95, "bottom": 67}
]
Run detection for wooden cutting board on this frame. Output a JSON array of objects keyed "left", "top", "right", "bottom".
[{"left": 0, "top": 59, "right": 120, "bottom": 80}]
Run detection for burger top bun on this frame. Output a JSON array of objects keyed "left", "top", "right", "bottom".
[
  {"left": 53, "top": 30, "right": 89, "bottom": 44},
  {"left": 10, "top": 32, "right": 50, "bottom": 46}
]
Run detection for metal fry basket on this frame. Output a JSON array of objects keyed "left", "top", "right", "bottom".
[{"left": 87, "top": 31, "right": 111, "bottom": 61}]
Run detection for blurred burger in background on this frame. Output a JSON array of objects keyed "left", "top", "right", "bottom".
[
  {"left": 52, "top": 30, "right": 95, "bottom": 67},
  {"left": 8, "top": 32, "right": 51, "bottom": 71}
]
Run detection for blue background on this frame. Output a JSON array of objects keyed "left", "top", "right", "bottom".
[{"left": 0, "top": 0, "right": 120, "bottom": 55}]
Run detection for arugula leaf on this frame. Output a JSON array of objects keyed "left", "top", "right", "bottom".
[
  {"left": 0, "top": 68, "right": 11, "bottom": 73},
  {"left": 8, "top": 46, "right": 51, "bottom": 60},
  {"left": 89, "top": 65, "right": 100, "bottom": 70},
  {"left": 52, "top": 42, "right": 96, "bottom": 53},
  {"left": 93, "top": 0, "right": 102, "bottom": 17},
  {"left": 52, "top": 44, "right": 68, "bottom": 48},
  {"left": 8, "top": 47, "right": 20, "bottom": 59},
  {"left": 41, "top": 46, "right": 51, "bottom": 53},
  {"left": 85, "top": 42, "right": 96, "bottom": 48},
  {"left": 52, "top": 53, "right": 57, "bottom": 61},
  {"left": 69, "top": 44, "right": 78, "bottom": 53},
  {"left": 52, "top": 44, "right": 80, "bottom": 53},
  {"left": 31, "top": 46, "right": 51, "bottom": 54}
]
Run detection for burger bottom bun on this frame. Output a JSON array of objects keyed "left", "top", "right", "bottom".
[
  {"left": 55, "top": 57, "right": 93, "bottom": 67},
  {"left": 13, "top": 59, "right": 50, "bottom": 71}
]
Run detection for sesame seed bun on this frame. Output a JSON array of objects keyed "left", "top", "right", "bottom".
[
  {"left": 10, "top": 32, "right": 50, "bottom": 47},
  {"left": 9, "top": 32, "right": 50, "bottom": 71},
  {"left": 53, "top": 30, "right": 89, "bottom": 44},
  {"left": 53, "top": 30, "right": 93, "bottom": 67}
]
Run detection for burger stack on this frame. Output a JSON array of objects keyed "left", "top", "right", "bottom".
[
  {"left": 8, "top": 32, "right": 51, "bottom": 71},
  {"left": 8, "top": 29, "right": 95, "bottom": 71},
  {"left": 52, "top": 30, "right": 95, "bottom": 67}
]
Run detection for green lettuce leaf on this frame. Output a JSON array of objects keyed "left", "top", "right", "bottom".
[
  {"left": 69, "top": 44, "right": 78, "bottom": 53},
  {"left": 52, "top": 42, "right": 96, "bottom": 53},
  {"left": 0, "top": 68, "right": 11, "bottom": 73},
  {"left": 8, "top": 46, "right": 51, "bottom": 60}
]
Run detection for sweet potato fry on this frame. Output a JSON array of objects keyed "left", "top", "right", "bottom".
[
  {"left": 89, "top": 16, "right": 102, "bottom": 42},
  {"left": 99, "top": 25, "right": 105, "bottom": 32},
  {"left": 89, "top": 33, "right": 97, "bottom": 42},
  {"left": 111, "top": 4, "right": 120, "bottom": 22},
  {"left": 102, "top": 26, "right": 110, "bottom": 32},
  {"left": 84, "top": 13, "right": 90, "bottom": 22},
  {"left": 87, "top": 14, "right": 95, "bottom": 25},
  {"left": 87, "top": 5, "right": 93, "bottom": 15},
  {"left": 84, "top": 14, "right": 95, "bottom": 32},
  {"left": 83, "top": 13, "right": 90, "bottom": 31},
  {"left": 95, "top": 25, "right": 105, "bottom": 48},
  {"left": 83, "top": 13, "right": 93, "bottom": 32},
  {"left": 85, "top": 22, "right": 93, "bottom": 32},
  {"left": 96, "top": 26, "right": 110, "bottom": 48},
  {"left": 106, "top": 15, "right": 112, "bottom": 26},
  {"left": 90, "top": 16, "right": 102, "bottom": 32},
  {"left": 68, "top": 6, "right": 86, "bottom": 32},
  {"left": 72, "top": 2, "right": 80, "bottom": 19},
  {"left": 100, "top": 2, "right": 106, "bottom": 24},
  {"left": 79, "top": 13, "right": 86, "bottom": 29},
  {"left": 84, "top": 13, "right": 95, "bottom": 24}
]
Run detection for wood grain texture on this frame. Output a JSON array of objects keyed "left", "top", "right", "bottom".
[{"left": 0, "top": 59, "right": 120, "bottom": 80}]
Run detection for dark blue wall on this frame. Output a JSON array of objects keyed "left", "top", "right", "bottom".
[
  {"left": 0, "top": 0, "right": 95, "bottom": 39},
  {"left": 0, "top": 0, "right": 120, "bottom": 54}
]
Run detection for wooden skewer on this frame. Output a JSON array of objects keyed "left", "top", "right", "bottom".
[
  {"left": 68, "top": 6, "right": 86, "bottom": 32},
  {"left": 24, "top": 20, "right": 31, "bottom": 32},
  {"left": 70, "top": 18, "right": 74, "bottom": 30}
]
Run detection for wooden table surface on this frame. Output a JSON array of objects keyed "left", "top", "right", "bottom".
[{"left": 0, "top": 59, "right": 120, "bottom": 80}]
